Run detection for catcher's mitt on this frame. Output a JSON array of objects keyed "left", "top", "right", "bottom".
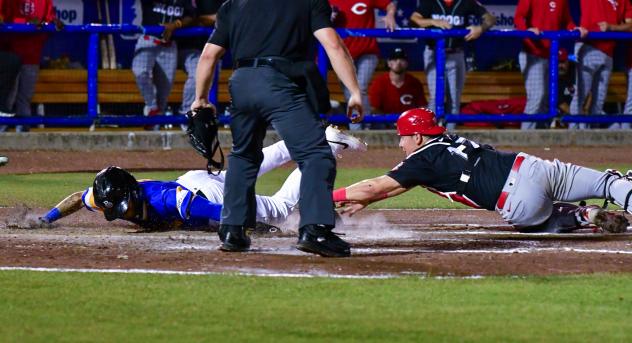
[{"left": 186, "top": 107, "right": 224, "bottom": 175}]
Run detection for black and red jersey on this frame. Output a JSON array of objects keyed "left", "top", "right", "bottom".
[
  {"left": 387, "top": 134, "right": 517, "bottom": 210},
  {"left": 414, "top": 0, "right": 489, "bottom": 50},
  {"left": 140, "top": 0, "right": 196, "bottom": 26}
]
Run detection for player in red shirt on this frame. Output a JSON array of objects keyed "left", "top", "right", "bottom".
[
  {"left": 514, "top": 0, "right": 584, "bottom": 130},
  {"left": 3, "top": 0, "right": 61, "bottom": 132},
  {"left": 569, "top": 0, "right": 632, "bottom": 129},
  {"left": 329, "top": 0, "right": 397, "bottom": 129},
  {"left": 368, "top": 48, "right": 427, "bottom": 128}
]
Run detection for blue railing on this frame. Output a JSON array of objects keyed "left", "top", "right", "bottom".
[{"left": 1, "top": 24, "right": 632, "bottom": 127}]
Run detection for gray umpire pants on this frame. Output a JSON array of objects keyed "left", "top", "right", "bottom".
[
  {"left": 569, "top": 43, "right": 612, "bottom": 129},
  {"left": 496, "top": 153, "right": 632, "bottom": 228},
  {"left": 424, "top": 48, "right": 465, "bottom": 130},
  {"left": 519, "top": 51, "right": 548, "bottom": 130},
  {"left": 341, "top": 54, "right": 378, "bottom": 130},
  {"left": 223, "top": 66, "right": 337, "bottom": 228},
  {"left": 132, "top": 37, "right": 177, "bottom": 112}
]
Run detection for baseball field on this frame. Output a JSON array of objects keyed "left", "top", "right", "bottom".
[{"left": 1, "top": 144, "right": 632, "bottom": 341}]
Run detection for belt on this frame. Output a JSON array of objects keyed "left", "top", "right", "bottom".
[
  {"left": 495, "top": 155, "right": 526, "bottom": 210},
  {"left": 235, "top": 57, "right": 290, "bottom": 69}
]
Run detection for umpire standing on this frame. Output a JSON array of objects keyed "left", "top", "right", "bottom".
[{"left": 192, "top": 0, "right": 364, "bottom": 257}]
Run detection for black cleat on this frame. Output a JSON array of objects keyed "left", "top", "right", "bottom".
[
  {"left": 218, "top": 224, "right": 251, "bottom": 252},
  {"left": 296, "top": 224, "right": 351, "bottom": 257}
]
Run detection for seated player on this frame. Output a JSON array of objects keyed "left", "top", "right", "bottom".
[
  {"left": 39, "top": 126, "right": 367, "bottom": 231},
  {"left": 334, "top": 108, "right": 632, "bottom": 234},
  {"left": 368, "top": 48, "right": 427, "bottom": 117}
]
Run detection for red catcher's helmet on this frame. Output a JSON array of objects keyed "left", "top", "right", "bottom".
[{"left": 396, "top": 108, "right": 446, "bottom": 136}]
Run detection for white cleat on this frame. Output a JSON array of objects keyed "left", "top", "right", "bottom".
[
  {"left": 325, "top": 125, "right": 367, "bottom": 156},
  {"left": 0, "top": 156, "right": 8, "bottom": 167}
]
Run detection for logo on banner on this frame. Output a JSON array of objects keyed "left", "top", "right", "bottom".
[
  {"left": 351, "top": 3, "right": 368, "bottom": 15},
  {"left": 54, "top": 0, "right": 83, "bottom": 24}
]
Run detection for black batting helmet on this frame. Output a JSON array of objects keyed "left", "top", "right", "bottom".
[{"left": 93, "top": 166, "right": 141, "bottom": 221}]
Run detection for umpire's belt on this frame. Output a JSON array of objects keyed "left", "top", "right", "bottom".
[
  {"left": 235, "top": 57, "right": 291, "bottom": 69},
  {"left": 495, "top": 155, "right": 526, "bottom": 210}
]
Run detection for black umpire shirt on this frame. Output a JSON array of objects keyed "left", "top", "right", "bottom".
[
  {"left": 141, "top": 0, "right": 196, "bottom": 26},
  {"left": 208, "top": 0, "right": 332, "bottom": 62},
  {"left": 415, "top": 0, "right": 488, "bottom": 50},
  {"left": 177, "top": 0, "right": 226, "bottom": 50},
  {"left": 387, "top": 135, "right": 517, "bottom": 210}
]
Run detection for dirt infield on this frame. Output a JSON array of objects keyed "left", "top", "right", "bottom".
[
  {"left": 1, "top": 146, "right": 632, "bottom": 277},
  {"left": 2, "top": 208, "right": 632, "bottom": 277}
]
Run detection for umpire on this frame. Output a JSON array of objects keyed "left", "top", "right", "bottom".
[{"left": 192, "top": 0, "right": 364, "bottom": 257}]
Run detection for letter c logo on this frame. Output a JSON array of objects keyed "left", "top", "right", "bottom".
[
  {"left": 400, "top": 94, "right": 413, "bottom": 105},
  {"left": 351, "top": 3, "right": 368, "bottom": 15}
]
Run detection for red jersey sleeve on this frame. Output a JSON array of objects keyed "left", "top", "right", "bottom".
[
  {"left": 368, "top": 75, "right": 384, "bottom": 112},
  {"left": 412, "top": 77, "right": 428, "bottom": 107},
  {"left": 374, "top": 0, "right": 392, "bottom": 11},
  {"left": 513, "top": 0, "right": 530, "bottom": 30},
  {"left": 44, "top": 0, "right": 56, "bottom": 23},
  {"left": 43, "top": 0, "right": 57, "bottom": 23},
  {"left": 625, "top": 0, "right": 632, "bottom": 20},
  {"left": 561, "top": 0, "right": 576, "bottom": 30}
]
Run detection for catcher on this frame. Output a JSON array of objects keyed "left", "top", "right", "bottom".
[
  {"left": 39, "top": 126, "right": 366, "bottom": 231},
  {"left": 335, "top": 108, "right": 632, "bottom": 234}
]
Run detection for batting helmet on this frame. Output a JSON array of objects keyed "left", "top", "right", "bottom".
[
  {"left": 93, "top": 166, "right": 142, "bottom": 221},
  {"left": 396, "top": 108, "right": 446, "bottom": 136}
]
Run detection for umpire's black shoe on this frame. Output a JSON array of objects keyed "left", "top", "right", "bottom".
[
  {"left": 296, "top": 224, "right": 351, "bottom": 257},
  {"left": 218, "top": 224, "right": 251, "bottom": 252}
]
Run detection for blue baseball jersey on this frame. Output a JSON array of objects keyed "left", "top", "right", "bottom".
[{"left": 82, "top": 180, "right": 222, "bottom": 229}]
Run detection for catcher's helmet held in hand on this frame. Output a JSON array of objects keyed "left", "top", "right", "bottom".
[
  {"left": 93, "top": 166, "right": 142, "bottom": 221},
  {"left": 397, "top": 108, "right": 446, "bottom": 136}
]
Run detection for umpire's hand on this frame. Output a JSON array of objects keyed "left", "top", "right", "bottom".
[
  {"left": 347, "top": 93, "right": 364, "bottom": 123},
  {"left": 191, "top": 99, "right": 217, "bottom": 116}
]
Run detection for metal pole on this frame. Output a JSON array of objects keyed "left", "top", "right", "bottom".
[
  {"left": 317, "top": 44, "right": 329, "bottom": 80},
  {"left": 87, "top": 33, "right": 99, "bottom": 119},
  {"left": 548, "top": 38, "right": 560, "bottom": 118},
  {"left": 209, "top": 63, "right": 220, "bottom": 104},
  {"left": 435, "top": 38, "right": 446, "bottom": 118}
]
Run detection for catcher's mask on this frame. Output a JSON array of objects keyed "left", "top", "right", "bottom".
[
  {"left": 93, "top": 166, "right": 142, "bottom": 221},
  {"left": 397, "top": 108, "right": 446, "bottom": 136}
]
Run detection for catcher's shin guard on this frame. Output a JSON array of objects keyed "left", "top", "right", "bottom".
[
  {"left": 518, "top": 202, "right": 584, "bottom": 233},
  {"left": 601, "top": 169, "right": 632, "bottom": 214}
]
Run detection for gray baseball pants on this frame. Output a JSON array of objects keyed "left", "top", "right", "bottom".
[
  {"left": 132, "top": 37, "right": 177, "bottom": 112},
  {"left": 619, "top": 68, "right": 632, "bottom": 129},
  {"left": 497, "top": 153, "right": 632, "bottom": 229},
  {"left": 342, "top": 54, "right": 378, "bottom": 130},
  {"left": 178, "top": 48, "right": 201, "bottom": 115},
  {"left": 519, "top": 51, "right": 548, "bottom": 130},
  {"left": 424, "top": 48, "right": 465, "bottom": 130},
  {"left": 569, "top": 43, "right": 612, "bottom": 129}
]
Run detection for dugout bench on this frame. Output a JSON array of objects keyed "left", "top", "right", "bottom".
[{"left": 32, "top": 69, "right": 629, "bottom": 110}]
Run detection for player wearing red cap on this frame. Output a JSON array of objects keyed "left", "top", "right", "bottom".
[
  {"left": 514, "top": 0, "right": 584, "bottom": 130},
  {"left": 333, "top": 108, "right": 632, "bottom": 234}
]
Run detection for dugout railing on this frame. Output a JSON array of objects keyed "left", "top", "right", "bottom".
[{"left": 1, "top": 24, "right": 632, "bottom": 127}]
